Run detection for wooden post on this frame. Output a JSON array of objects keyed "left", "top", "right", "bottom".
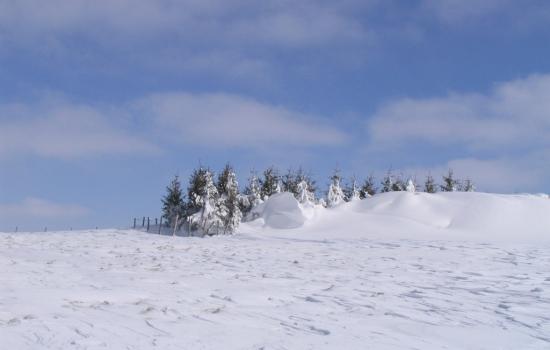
[
  {"left": 133, "top": 218, "right": 136, "bottom": 229},
  {"left": 158, "top": 217, "right": 162, "bottom": 235},
  {"left": 155, "top": 218, "right": 158, "bottom": 225},
  {"left": 146, "top": 217, "right": 150, "bottom": 232},
  {"left": 142, "top": 217, "right": 145, "bottom": 227},
  {"left": 173, "top": 214, "right": 179, "bottom": 237}
]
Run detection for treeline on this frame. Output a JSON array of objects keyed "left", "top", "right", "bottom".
[{"left": 161, "top": 165, "right": 474, "bottom": 236}]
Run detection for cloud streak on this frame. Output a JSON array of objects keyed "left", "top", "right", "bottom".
[
  {"left": 420, "top": 0, "right": 550, "bottom": 29},
  {"left": 421, "top": 0, "right": 511, "bottom": 23},
  {"left": 2, "top": 0, "right": 547, "bottom": 85},
  {"left": 137, "top": 92, "right": 347, "bottom": 148},
  {"left": 0, "top": 0, "right": 381, "bottom": 84},
  {"left": 0, "top": 197, "right": 89, "bottom": 220},
  {"left": 0, "top": 97, "right": 159, "bottom": 158},
  {"left": 367, "top": 74, "right": 550, "bottom": 151},
  {"left": 0, "top": 1, "right": 371, "bottom": 46},
  {"left": 0, "top": 92, "right": 347, "bottom": 159}
]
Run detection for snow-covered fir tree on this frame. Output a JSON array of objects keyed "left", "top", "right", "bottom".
[
  {"left": 161, "top": 175, "right": 185, "bottom": 228},
  {"left": 392, "top": 174, "right": 406, "bottom": 191},
  {"left": 188, "top": 170, "right": 224, "bottom": 236},
  {"left": 327, "top": 170, "right": 346, "bottom": 207},
  {"left": 462, "top": 178, "right": 475, "bottom": 192},
  {"left": 281, "top": 168, "right": 298, "bottom": 195},
  {"left": 217, "top": 164, "right": 242, "bottom": 234},
  {"left": 216, "top": 163, "right": 232, "bottom": 195},
  {"left": 275, "top": 180, "right": 282, "bottom": 194},
  {"left": 297, "top": 168, "right": 317, "bottom": 202},
  {"left": 424, "top": 174, "right": 437, "bottom": 193},
  {"left": 360, "top": 175, "right": 376, "bottom": 198},
  {"left": 238, "top": 193, "right": 250, "bottom": 216},
  {"left": 260, "top": 166, "right": 280, "bottom": 200},
  {"left": 405, "top": 178, "right": 416, "bottom": 193},
  {"left": 381, "top": 171, "right": 394, "bottom": 193},
  {"left": 305, "top": 177, "right": 317, "bottom": 198},
  {"left": 441, "top": 169, "right": 459, "bottom": 192},
  {"left": 187, "top": 167, "right": 208, "bottom": 215},
  {"left": 344, "top": 177, "right": 361, "bottom": 201},
  {"left": 282, "top": 167, "right": 316, "bottom": 200},
  {"left": 296, "top": 179, "right": 315, "bottom": 206},
  {"left": 242, "top": 171, "right": 262, "bottom": 214},
  {"left": 351, "top": 185, "right": 361, "bottom": 201}
]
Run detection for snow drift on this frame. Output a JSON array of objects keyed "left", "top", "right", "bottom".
[
  {"left": 248, "top": 192, "right": 306, "bottom": 229},
  {"left": 244, "top": 191, "right": 550, "bottom": 243}
]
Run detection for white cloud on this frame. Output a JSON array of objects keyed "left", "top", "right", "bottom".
[
  {"left": 1, "top": 0, "right": 546, "bottom": 82},
  {"left": 0, "top": 0, "right": 374, "bottom": 81},
  {"left": 399, "top": 154, "right": 549, "bottom": 194},
  {"left": 368, "top": 74, "right": 550, "bottom": 151},
  {"left": 136, "top": 92, "right": 347, "bottom": 148},
  {"left": 0, "top": 0, "right": 371, "bottom": 49},
  {"left": 0, "top": 92, "right": 346, "bottom": 159},
  {"left": 0, "top": 197, "right": 89, "bottom": 220},
  {"left": 363, "top": 74, "right": 550, "bottom": 193},
  {"left": 0, "top": 97, "right": 159, "bottom": 158},
  {"left": 421, "top": 0, "right": 511, "bottom": 23},
  {"left": 227, "top": 8, "right": 369, "bottom": 48},
  {"left": 420, "top": 0, "right": 550, "bottom": 29},
  {"left": 445, "top": 156, "right": 547, "bottom": 193}
]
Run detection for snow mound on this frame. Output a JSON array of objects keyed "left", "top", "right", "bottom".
[
  {"left": 356, "top": 191, "right": 550, "bottom": 236},
  {"left": 243, "top": 191, "right": 550, "bottom": 243},
  {"left": 251, "top": 192, "right": 306, "bottom": 229}
]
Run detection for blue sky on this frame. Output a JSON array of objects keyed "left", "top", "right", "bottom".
[{"left": 1, "top": 0, "right": 550, "bottom": 231}]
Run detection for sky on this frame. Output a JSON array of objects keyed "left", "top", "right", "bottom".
[{"left": 1, "top": 0, "right": 550, "bottom": 231}]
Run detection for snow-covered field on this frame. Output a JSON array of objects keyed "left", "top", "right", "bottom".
[{"left": 1, "top": 192, "right": 550, "bottom": 349}]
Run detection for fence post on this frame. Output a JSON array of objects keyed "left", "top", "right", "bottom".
[
  {"left": 147, "top": 217, "right": 150, "bottom": 232},
  {"left": 133, "top": 218, "right": 136, "bottom": 229},
  {"left": 158, "top": 217, "right": 162, "bottom": 235},
  {"left": 15, "top": 226, "right": 18, "bottom": 233},
  {"left": 173, "top": 214, "right": 179, "bottom": 237},
  {"left": 142, "top": 217, "right": 145, "bottom": 227},
  {"left": 155, "top": 218, "right": 158, "bottom": 225}
]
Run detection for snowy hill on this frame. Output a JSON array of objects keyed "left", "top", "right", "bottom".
[{"left": 1, "top": 192, "right": 550, "bottom": 349}]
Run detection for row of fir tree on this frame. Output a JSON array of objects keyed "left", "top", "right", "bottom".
[{"left": 161, "top": 165, "right": 474, "bottom": 236}]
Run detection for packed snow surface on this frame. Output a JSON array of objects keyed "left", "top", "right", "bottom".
[{"left": 1, "top": 192, "right": 550, "bottom": 349}]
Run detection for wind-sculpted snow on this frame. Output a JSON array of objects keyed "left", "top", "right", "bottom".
[
  {"left": 251, "top": 192, "right": 306, "bottom": 229},
  {"left": 250, "top": 192, "right": 550, "bottom": 243},
  {"left": 1, "top": 229, "right": 550, "bottom": 349}
]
